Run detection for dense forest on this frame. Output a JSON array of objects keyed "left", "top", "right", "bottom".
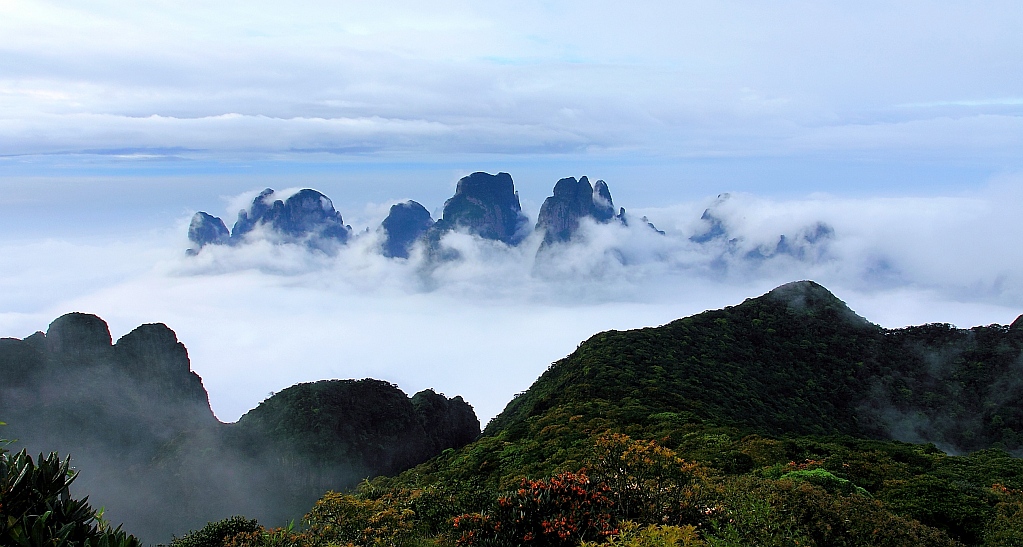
[{"left": 4, "top": 281, "right": 1023, "bottom": 546}]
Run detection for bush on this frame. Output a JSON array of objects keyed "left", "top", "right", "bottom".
[
  {"left": 581, "top": 520, "right": 706, "bottom": 547},
  {"left": 168, "top": 516, "right": 262, "bottom": 547},
  {"left": 303, "top": 491, "right": 417, "bottom": 547},
  {"left": 590, "top": 433, "right": 713, "bottom": 526},
  {"left": 0, "top": 442, "right": 141, "bottom": 547},
  {"left": 454, "top": 470, "right": 617, "bottom": 546}
]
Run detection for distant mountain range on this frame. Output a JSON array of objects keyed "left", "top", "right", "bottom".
[{"left": 186, "top": 173, "right": 829, "bottom": 268}]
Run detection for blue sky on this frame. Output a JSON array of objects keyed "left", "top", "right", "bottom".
[{"left": 2, "top": 1, "right": 1022, "bottom": 424}]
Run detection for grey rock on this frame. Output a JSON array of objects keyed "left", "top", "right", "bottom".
[
  {"left": 380, "top": 201, "right": 434, "bottom": 258},
  {"left": 535, "top": 176, "right": 619, "bottom": 246},
  {"left": 231, "top": 188, "right": 350, "bottom": 247},
  {"left": 187, "top": 212, "right": 230, "bottom": 251},
  {"left": 436, "top": 172, "right": 528, "bottom": 245}
]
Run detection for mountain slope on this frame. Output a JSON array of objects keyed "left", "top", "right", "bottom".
[{"left": 485, "top": 281, "right": 1023, "bottom": 454}]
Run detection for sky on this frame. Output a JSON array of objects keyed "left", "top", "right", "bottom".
[{"left": 1, "top": 1, "right": 1022, "bottom": 425}]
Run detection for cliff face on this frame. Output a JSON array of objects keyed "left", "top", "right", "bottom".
[
  {"left": 0, "top": 313, "right": 480, "bottom": 543},
  {"left": 436, "top": 172, "right": 528, "bottom": 245},
  {"left": 535, "top": 176, "right": 618, "bottom": 246},
  {"left": 232, "top": 188, "right": 351, "bottom": 245},
  {"left": 380, "top": 200, "right": 435, "bottom": 258}
]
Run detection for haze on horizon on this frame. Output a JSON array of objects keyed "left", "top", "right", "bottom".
[{"left": 1, "top": 1, "right": 1022, "bottom": 425}]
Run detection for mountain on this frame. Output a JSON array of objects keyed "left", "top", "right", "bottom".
[
  {"left": 326, "top": 280, "right": 1020, "bottom": 547},
  {"left": 380, "top": 200, "right": 435, "bottom": 258},
  {"left": 690, "top": 193, "right": 833, "bottom": 263},
  {"left": 432, "top": 172, "right": 529, "bottom": 245},
  {"left": 534, "top": 176, "right": 618, "bottom": 247},
  {"left": 0, "top": 313, "right": 479, "bottom": 543},
  {"left": 485, "top": 280, "right": 1023, "bottom": 454},
  {"left": 232, "top": 188, "right": 351, "bottom": 245},
  {"left": 187, "top": 211, "right": 230, "bottom": 252},
  {"left": 186, "top": 188, "right": 352, "bottom": 254}
]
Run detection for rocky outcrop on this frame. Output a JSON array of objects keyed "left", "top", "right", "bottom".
[
  {"left": 0, "top": 313, "right": 481, "bottom": 542},
  {"left": 187, "top": 212, "right": 230, "bottom": 252},
  {"left": 689, "top": 194, "right": 731, "bottom": 244},
  {"left": 380, "top": 201, "right": 435, "bottom": 258},
  {"left": 435, "top": 172, "right": 528, "bottom": 245},
  {"left": 114, "top": 323, "right": 212, "bottom": 411},
  {"left": 690, "top": 193, "right": 833, "bottom": 263},
  {"left": 232, "top": 188, "right": 351, "bottom": 246},
  {"left": 45, "top": 312, "right": 114, "bottom": 362},
  {"left": 535, "top": 176, "right": 618, "bottom": 246},
  {"left": 411, "top": 388, "right": 480, "bottom": 452}
]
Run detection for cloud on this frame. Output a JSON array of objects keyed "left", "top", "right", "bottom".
[
  {"left": 1, "top": 182, "right": 1020, "bottom": 427},
  {"left": 1, "top": 2, "right": 1021, "bottom": 161}
]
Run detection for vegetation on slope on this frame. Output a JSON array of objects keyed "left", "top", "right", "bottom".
[{"left": 167, "top": 281, "right": 1023, "bottom": 547}]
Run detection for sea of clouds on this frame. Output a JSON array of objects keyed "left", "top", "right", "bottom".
[{"left": 1, "top": 179, "right": 1021, "bottom": 426}]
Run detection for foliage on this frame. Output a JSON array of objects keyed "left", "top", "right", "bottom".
[
  {"left": 984, "top": 484, "right": 1023, "bottom": 547},
  {"left": 580, "top": 521, "right": 705, "bottom": 547},
  {"left": 0, "top": 444, "right": 141, "bottom": 547},
  {"left": 590, "top": 433, "right": 713, "bottom": 526},
  {"left": 168, "top": 516, "right": 262, "bottom": 547},
  {"left": 453, "top": 471, "right": 617, "bottom": 546},
  {"left": 705, "top": 476, "right": 960, "bottom": 547},
  {"left": 303, "top": 491, "right": 418, "bottom": 547}
]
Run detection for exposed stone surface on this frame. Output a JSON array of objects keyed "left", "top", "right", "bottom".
[
  {"left": 437, "top": 172, "right": 528, "bottom": 245},
  {"left": 380, "top": 200, "right": 435, "bottom": 258},
  {"left": 231, "top": 188, "right": 351, "bottom": 245},
  {"left": 187, "top": 212, "right": 230, "bottom": 251},
  {"left": 535, "top": 176, "right": 619, "bottom": 246},
  {"left": 45, "top": 312, "right": 113, "bottom": 361},
  {"left": 690, "top": 194, "right": 731, "bottom": 244}
]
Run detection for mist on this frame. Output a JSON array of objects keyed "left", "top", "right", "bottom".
[{"left": 1, "top": 179, "right": 1020, "bottom": 428}]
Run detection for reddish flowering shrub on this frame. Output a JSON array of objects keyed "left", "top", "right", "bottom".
[{"left": 454, "top": 471, "right": 617, "bottom": 546}]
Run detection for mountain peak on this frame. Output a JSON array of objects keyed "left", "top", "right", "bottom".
[{"left": 764, "top": 280, "right": 871, "bottom": 327}]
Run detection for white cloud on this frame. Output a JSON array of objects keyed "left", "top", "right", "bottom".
[
  {"left": 1, "top": 2, "right": 1021, "bottom": 160},
  {"left": 1, "top": 183, "right": 1020, "bottom": 426}
]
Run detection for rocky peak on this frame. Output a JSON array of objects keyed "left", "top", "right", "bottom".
[
  {"left": 690, "top": 193, "right": 731, "bottom": 243},
  {"left": 535, "top": 176, "right": 621, "bottom": 246},
  {"left": 45, "top": 312, "right": 112, "bottom": 361},
  {"left": 380, "top": 200, "right": 435, "bottom": 259},
  {"left": 231, "top": 188, "right": 350, "bottom": 246},
  {"left": 114, "top": 323, "right": 191, "bottom": 378},
  {"left": 186, "top": 212, "right": 230, "bottom": 253},
  {"left": 440, "top": 172, "right": 528, "bottom": 245}
]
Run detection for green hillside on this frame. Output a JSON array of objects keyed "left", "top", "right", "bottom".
[
  {"left": 487, "top": 280, "right": 1023, "bottom": 453},
  {"left": 172, "top": 281, "right": 1023, "bottom": 547}
]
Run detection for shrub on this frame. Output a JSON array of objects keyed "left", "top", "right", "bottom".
[
  {"left": 303, "top": 491, "right": 417, "bottom": 547},
  {"left": 454, "top": 470, "right": 617, "bottom": 546},
  {"left": 168, "top": 516, "right": 262, "bottom": 547},
  {"left": 590, "top": 433, "right": 713, "bottom": 526},
  {"left": 0, "top": 443, "right": 141, "bottom": 547},
  {"left": 580, "top": 520, "right": 706, "bottom": 547}
]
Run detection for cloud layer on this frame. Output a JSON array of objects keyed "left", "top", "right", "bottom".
[
  {"left": 2, "top": 2, "right": 1023, "bottom": 161},
  {"left": 1, "top": 182, "right": 1020, "bottom": 426}
]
